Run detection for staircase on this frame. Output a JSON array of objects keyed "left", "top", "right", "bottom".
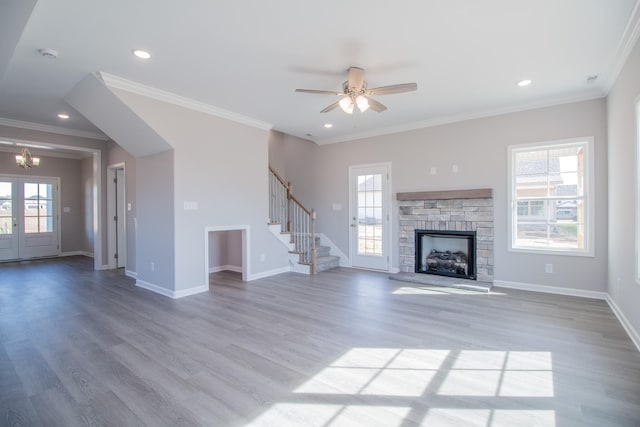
[{"left": 269, "top": 166, "right": 340, "bottom": 274}]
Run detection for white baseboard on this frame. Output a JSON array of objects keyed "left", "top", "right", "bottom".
[
  {"left": 606, "top": 296, "right": 640, "bottom": 352},
  {"left": 209, "top": 265, "right": 242, "bottom": 273},
  {"left": 136, "top": 279, "right": 174, "bottom": 298},
  {"left": 493, "top": 280, "right": 608, "bottom": 300},
  {"left": 173, "top": 285, "right": 209, "bottom": 298},
  {"left": 59, "top": 251, "right": 94, "bottom": 258},
  {"left": 247, "top": 266, "right": 291, "bottom": 281},
  {"left": 125, "top": 269, "right": 137, "bottom": 279},
  {"left": 389, "top": 267, "right": 400, "bottom": 274},
  {"left": 95, "top": 264, "right": 110, "bottom": 271},
  {"left": 317, "top": 233, "right": 351, "bottom": 267},
  {"left": 135, "top": 279, "right": 208, "bottom": 299}
]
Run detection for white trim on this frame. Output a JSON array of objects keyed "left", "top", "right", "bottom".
[
  {"left": 636, "top": 99, "right": 640, "bottom": 284},
  {"left": 0, "top": 117, "right": 109, "bottom": 140},
  {"left": 313, "top": 94, "right": 605, "bottom": 146},
  {"left": 59, "top": 251, "right": 93, "bottom": 258},
  {"left": 173, "top": 285, "right": 209, "bottom": 299},
  {"left": 95, "top": 264, "right": 110, "bottom": 271},
  {"left": 605, "top": 0, "right": 640, "bottom": 93},
  {"left": 135, "top": 279, "right": 174, "bottom": 298},
  {"left": 136, "top": 279, "right": 208, "bottom": 299},
  {"left": 209, "top": 265, "right": 242, "bottom": 273},
  {"left": 606, "top": 295, "right": 640, "bottom": 352},
  {"left": 99, "top": 73, "right": 273, "bottom": 131},
  {"left": 247, "top": 266, "right": 291, "bottom": 281},
  {"left": 125, "top": 269, "right": 137, "bottom": 279},
  {"left": 507, "top": 137, "right": 595, "bottom": 257},
  {"left": 493, "top": 280, "right": 608, "bottom": 300}
]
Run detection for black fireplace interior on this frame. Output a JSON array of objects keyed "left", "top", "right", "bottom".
[{"left": 415, "top": 230, "right": 476, "bottom": 280}]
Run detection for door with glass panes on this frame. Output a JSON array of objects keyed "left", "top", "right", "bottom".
[{"left": 0, "top": 176, "right": 59, "bottom": 261}]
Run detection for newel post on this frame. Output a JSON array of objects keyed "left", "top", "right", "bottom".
[{"left": 286, "top": 182, "right": 292, "bottom": 234}]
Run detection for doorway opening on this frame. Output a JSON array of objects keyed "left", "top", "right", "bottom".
[
  {"left": 107, "top": 163, "right": 126, "bottom": 269},
  {"left": 205, "top": 226, "right": 248, "bottom": 284}
]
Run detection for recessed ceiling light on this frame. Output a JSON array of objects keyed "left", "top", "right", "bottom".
[
  {"left": 324, "top": 123, "right": 333, "bottom": 128},
  {"left": 132, "top": 49, "right": 151, "bottom": 59},
  {"left": 517, "top": 79, "right": 532, "bottom": 87},
  {"left": 38, "top": 48, "right": 58, "bottom": 58},
  {"left": 57, "top": 113, "right": 69, "bottom": 119}
]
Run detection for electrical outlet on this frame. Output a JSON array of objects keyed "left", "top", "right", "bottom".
[
  {"left": 430, "top": 166, "right": 437, "bottom": 175},
  {"left": 150, "top": 262, "right": 155, "bottom": 272},
  {"left": 545, "top": 263, "right": 553, "bottom": 274},
  {"left": 260, "top": 254, "right": 266, "bottom": 262},
  {"left": 452, "top": 164, "right": 459, "bottom": 173}
]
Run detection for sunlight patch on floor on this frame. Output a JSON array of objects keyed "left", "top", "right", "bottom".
[{"left": 254, "top": 348, "right": 556, "bottom": 426}]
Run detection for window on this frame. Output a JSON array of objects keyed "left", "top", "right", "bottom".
[{"left": 509, "top": 138, "right": 593, "bottom": 256}]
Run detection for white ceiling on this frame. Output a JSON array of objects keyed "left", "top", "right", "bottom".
[{"left": 0, "top": 0, "right": 638, "bottom": 146}]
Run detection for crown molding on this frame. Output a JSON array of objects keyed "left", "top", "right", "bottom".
[
  {"left": 313, "top": 92, "right": 606, "bottom": 145},
  {"left": 98, "top": 72, "right": 273, "bottom": 131},
  {"left": 605, "top": 0, "right": 640, "bottom": 92},
  {"left": 0, "top": 117, "right": 109, "bottom": 140}
]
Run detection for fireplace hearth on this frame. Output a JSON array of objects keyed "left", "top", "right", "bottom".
[{"left": 415, "top": 230, "right": 476, "bottom": 280}]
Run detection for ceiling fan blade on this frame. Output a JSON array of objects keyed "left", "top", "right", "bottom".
[
  {"left": 366, "top": 97, "right": 387, "bottom": 112},
  {"left": 366, "top": 83, "right": 417, "bottom": 96},
  {"left": 347, "top": 67, "right": 365, "bottom": 90},
  {"left": 320, "top": 100, "right": 341, "bottom": 113},
  {"left": 295, "top": 89, "right": 344, "bottom": 95}
]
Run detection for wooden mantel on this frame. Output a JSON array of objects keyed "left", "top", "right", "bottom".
[{"left": 396, "top": 188, "right": 492, "bottom": 201}]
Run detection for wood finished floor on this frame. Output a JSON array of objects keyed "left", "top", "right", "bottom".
[{"left": 1, "top": 257, "right": 639, "bottom": 427}]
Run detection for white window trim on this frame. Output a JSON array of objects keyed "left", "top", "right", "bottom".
[
  {"left": 508, "top": 136, "right": 595, "bottom": 257},
  {"left": 635, "top": 99, "right": 640, "bottom": 284}
]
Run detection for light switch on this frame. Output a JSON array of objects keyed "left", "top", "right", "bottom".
[
  {"left": 63, "top": 207, "right": 71, "bottom": 213},
  {"left": 183, "top": 201, "right": 198, "bottom": 210},
  {"left": 332, "top": 203, "right": 342, "bottom": 211},
  {"left": 127, "top": 203, "right": 132, "bottom": 211}
]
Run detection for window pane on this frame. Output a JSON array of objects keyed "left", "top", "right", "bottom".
[
  {"left": 511, "top": 140, "right": 589, "bottom": 254},
  {"left": 549, "top": 222, "right": 581, "bottom": 249},
  {"left": 0, "top": 217, "right": 12, "bottom": 235},
  {"left": 24, "top": 216, "right": 39, "bottom": 233}
]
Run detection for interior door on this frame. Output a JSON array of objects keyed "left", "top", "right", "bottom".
[
  {"left": 349, "top": 163, "right": 390, "bottom": 270},
  {"left": 18, "top": 178, "right": 59, "bottom": 259},
  {"left": 0, "top": 177, "right": 19, "bottom": 261},
  {"left": 115, "top": 168, "right": 126, "bottom": 268}
]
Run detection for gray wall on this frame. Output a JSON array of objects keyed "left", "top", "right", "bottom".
[
  {"left": 0, "top": 151, "right": 86, "bottom": 253},
  {"left": 208, "top": 230, "right": 242, "bottom": 270},
  {"left": 607, "top": 36, "right": 640, "bottom": 336},
  {"left": 110, "top": 88, "right": 289, "bottom": 291},
  {"left": 106, "top": 141, "right": 137, "bottom": 272},
  {"left": 273, "top": 98, "right": 608, "bottom": 293},
  {"left": 136, "top": 150, "right": 175, "bottom": 290}
]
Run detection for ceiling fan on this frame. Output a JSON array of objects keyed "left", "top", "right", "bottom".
[{"left": 295, "top": 66, "right": 417, "bottom": 114}]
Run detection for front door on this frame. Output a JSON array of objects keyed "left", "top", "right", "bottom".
[
  {"left": 0, "top": 177, "right": 19, "bottom": 260},
  {"left": 0, "top": 176, "right": 59, "bottom": 261},
  {"left": 349, "top": 163, "right": 390, "bottom": 270}
]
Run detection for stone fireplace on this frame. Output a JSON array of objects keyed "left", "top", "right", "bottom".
[{"left": 397, "top": 189, "right": 493, "bottom": 283}]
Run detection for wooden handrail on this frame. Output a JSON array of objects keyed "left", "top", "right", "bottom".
[
  {"left": 269, "top": 165, "right": 318, "bottom": 274},
  {"left": 268, "top": 165, "right": 288, "bottom": 188},
  {"left": 290, "top": 194, "right": 312, "bottom": 215}
]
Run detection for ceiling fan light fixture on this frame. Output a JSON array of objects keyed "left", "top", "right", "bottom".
[
  {"left": 356, "top": 95, "right": 369, "bottom": 112},
  {"left": 339, "top": 96, "right": 354, "bottom": 114}
]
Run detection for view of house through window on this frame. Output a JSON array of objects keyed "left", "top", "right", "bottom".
[
  {"left": 23, "top": 182, "right": 53, "bottom": 233},
  {"left": 510, "top": 139, "right": 591, "bottom": 255}
]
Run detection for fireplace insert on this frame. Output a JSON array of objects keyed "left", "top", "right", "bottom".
[{"left": 415, "top": 230, "right": 476, "bottom": 280}]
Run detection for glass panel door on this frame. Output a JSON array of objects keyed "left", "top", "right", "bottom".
[
  {"left": 350, "top": 164, "right": 390, "bottom": 270},
  {"left": 18, "top": 178, "right": 59, "bottom": 259},
  {"left": 0, "top": 177, "right": 19, "bottom": 260}
]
